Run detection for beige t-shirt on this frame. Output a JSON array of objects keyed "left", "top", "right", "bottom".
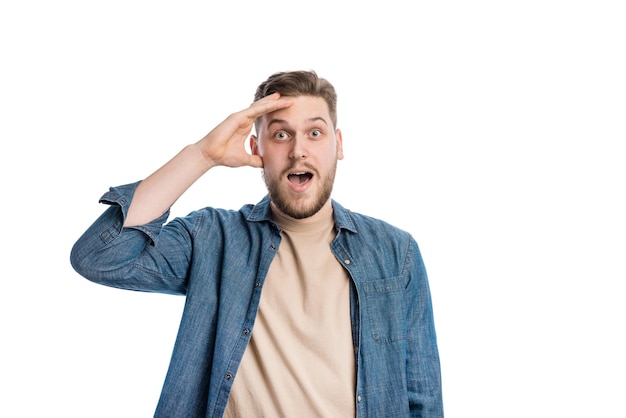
[{"left": 224, "top": 207, "right": 356, "bottom": 418}]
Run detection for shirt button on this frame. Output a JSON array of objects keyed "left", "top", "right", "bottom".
[
  {"left": 255, "top": 282, "right": 261, "bottom": 288},
  {"left": 270, "top": 244, "right": 277, "bottom": 250},
  {"left": 243, "top": 328, "right": 250, "bottom": 335},
  {"left": 344, "top": 259, "right": 351, "bottom": 265},
  {"left": 357, "top": 395, "right": 362, "bottom": 402},
  {"left": 225, "top": 373, "right": 233, "bottom": 380}
]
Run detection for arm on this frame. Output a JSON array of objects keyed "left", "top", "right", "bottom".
[
  {"left": 70, "top": 93, "right": 292, "bottom": 292},
  {"left": 406, "top": 240, "right": 444, "bottom": 417},
  {"left": 125, "top": 93, "right": 292, "bottom": 226}
]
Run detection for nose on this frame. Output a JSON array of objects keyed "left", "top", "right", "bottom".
[{"left": 289, "top": 135, "right": 307, "bottom": 160}]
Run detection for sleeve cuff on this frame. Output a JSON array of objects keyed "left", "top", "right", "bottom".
[{"left": 98, "top": 181, "right": 170, "bottom": 245}]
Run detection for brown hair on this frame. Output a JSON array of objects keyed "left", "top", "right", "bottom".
[{"left": 254, "top": 70, "right": 338, "bottom": 128}]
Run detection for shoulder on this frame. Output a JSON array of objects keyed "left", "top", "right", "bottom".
[
  {"left": 333, "top": 200, "right": 413, "bottom": 243},
  {"left": 169, "top": 196, "right": 272, "bottom": 233},
  {"left": 332, "top": 202, "right": 425, "bottom": 278}
]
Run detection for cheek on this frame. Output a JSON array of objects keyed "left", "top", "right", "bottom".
[
  {"left": 259, "top": 144, "right": 288, "bottom": 164},
  {"left": 260, "top": 155, "right": 281, "bottom": 173}
]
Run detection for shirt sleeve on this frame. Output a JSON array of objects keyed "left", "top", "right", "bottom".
[
  {"left": 70, "top": 181, "right": 190, "bottom": 295},
  {"left": 406, "top": 238, "right": 444, "bottom": 417}
]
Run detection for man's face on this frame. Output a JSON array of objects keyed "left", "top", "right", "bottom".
[{"left": 251, "top": 95, "right": 344, "bottom": 219}]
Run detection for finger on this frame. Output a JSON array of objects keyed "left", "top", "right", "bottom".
[{"left": 247, "top": 94, "right": 293, "bottom": 120}]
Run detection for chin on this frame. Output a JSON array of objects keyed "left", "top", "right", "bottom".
[
  {"left": 277, "top": 199, "right": 323, "bottom": 219},
  {"left": 272, "top": 190, "right": 328, "bottom": 219}
]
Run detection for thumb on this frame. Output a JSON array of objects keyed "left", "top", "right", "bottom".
[{"left": 247, "top": 154, "right": 264, "bottom": 168}]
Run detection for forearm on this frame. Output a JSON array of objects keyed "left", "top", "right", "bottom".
[{"left": 125, "top": 143, "right": 216, "bottom": 227}]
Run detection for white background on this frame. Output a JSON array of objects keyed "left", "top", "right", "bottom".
[{"left": 1, "top": 1, "right": 625, "bottom": 417}]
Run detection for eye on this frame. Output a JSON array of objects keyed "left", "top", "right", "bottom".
[
  {"left": 310, "top": 129, "right": 322, "bottom": 138},
  {"left": 273, "top": 131, "right": 290, "bottom": 141}
]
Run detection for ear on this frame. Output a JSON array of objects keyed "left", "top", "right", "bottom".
[
  {"left": 250, "top": 135, "right": 260, "bottom": 156},
  {"left": 335, "top": 129, "right": 344, "bottom": 160}
]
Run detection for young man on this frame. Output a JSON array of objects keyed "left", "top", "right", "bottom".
[{"left": 71, "top": 70, "right": 444, "bottom": 417}]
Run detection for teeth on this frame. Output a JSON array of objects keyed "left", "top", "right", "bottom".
[{"left": 287, "top": 172, "right": 312, "bottom": 185}]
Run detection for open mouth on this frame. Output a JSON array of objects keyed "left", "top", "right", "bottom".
[{"left": 287, "top": 171, "right": 314, "bottom": 185}]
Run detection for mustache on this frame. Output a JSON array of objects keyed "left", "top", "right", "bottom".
[{"left": 282, "top": 162, "right": 319, "bottom": 177}]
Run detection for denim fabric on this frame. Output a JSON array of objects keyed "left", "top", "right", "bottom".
[{"left": 71, "top": 181, "right": 443, "bottom": 417}]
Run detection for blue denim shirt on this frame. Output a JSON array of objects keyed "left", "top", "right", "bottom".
[{"left": 70, "top": 182, "right": 443, "bottom": 417}]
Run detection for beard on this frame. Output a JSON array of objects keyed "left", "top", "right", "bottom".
[{"left": 262, "top": 161, "right": 337, "bottom": 219}]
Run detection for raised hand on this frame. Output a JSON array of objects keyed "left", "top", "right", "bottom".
[{"left": 197, "top": 93, "right": 293, "bottom": 169}]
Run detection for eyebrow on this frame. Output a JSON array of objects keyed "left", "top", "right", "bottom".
[{"left": 267, "top": 117, "right": 328, "bottom": 129}]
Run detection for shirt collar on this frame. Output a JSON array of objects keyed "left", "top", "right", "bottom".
[{"left": 247, "top": 195, "right": 357, "bottom": 234}]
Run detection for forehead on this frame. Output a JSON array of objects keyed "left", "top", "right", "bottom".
[{"left": 261, "top": 95, "right": 332, "bottom": 127}]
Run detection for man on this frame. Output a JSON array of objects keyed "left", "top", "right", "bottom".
[{"left": 71, "top": 70, "right": 443, "bottom": 417}]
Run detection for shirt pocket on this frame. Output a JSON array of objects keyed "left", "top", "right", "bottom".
[{"left": 362, "top": 276, "right": 406, "bottom": 344}]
